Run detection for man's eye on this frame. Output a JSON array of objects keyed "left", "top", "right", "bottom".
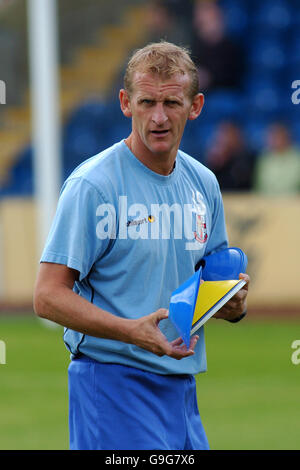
[
  {"left": 166, "top": 100, "right": 179, "bottom": 106},
  {"left": 141, "top": 99, "right": 154, "bottom": 105}
]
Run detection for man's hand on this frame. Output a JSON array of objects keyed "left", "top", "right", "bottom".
[
  {"left": 213, "top": 273, "right": 250, "bottom": 322},
  {"left": 127, "top": 309, "right": 198, "bottom": 360}
]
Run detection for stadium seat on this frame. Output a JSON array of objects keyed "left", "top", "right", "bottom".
[
  {"left": 218, "top": 0, "right": 249, "bottom": 38},
  {"left": 242, "top": 120, "right": 271, "bottom": 152},
  {"left": 178, "top": 119, "right": 199, "bottom": 157},
  {"left": 252, "top": 0, "right": 292, "bottom": 31},
  {"left": 62, "top": 98, "right": 132, "bottom": 178},
  {"left": 0, "top": 147, "right": 33, "bottom": 197},
  {"left": 286, "top": 34, "right": 300, "bottom": 68},
  {"left": 202, "top": 90, "right": 244, "bottom": 122},
  {"left": 248, "top": 37, "right": 286, "bottom": 72},
  {"left": 180, "top": 120, "right": 216, "bottom": 163},
  {"left": 245, "top": 84, "right": 283, "bottom": 121},
  {"left": 291, "top": 121, "right": 300, "bottom": 146}
]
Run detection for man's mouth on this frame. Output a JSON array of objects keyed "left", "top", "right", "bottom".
[{"left": 150, "top": 130, "right": 169, "bottom": 136}]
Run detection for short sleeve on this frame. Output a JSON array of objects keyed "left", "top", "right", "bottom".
[
  {"left": 40, "top": 177, "right": 114, "bottom": 281},
  {"left": 205, "top": 177, "right": 229, "bottom": 256}
]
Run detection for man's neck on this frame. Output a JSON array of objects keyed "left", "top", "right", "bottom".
[{"left": 125, "top": 136, "right": 177, "bottom": 176}]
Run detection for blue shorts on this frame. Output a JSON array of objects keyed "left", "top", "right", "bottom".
[{"left": 68, "top": 356, "right": 210, "bottom": 450}]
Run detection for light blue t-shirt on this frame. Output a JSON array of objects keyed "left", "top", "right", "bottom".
[{"left": 41, "top": 140, "right": 228, "bottom": 375}]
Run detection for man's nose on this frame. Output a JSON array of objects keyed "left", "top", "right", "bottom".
[{"left": 151, "top": 103, "right": 168, "bottom": 126}]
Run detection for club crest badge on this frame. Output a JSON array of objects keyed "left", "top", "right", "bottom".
[
  {"left": 192, "top": 190, "right": 208, "bottom": 244},
  {"left": 194, "top": 213, "right": 208, "bottom": 243}
]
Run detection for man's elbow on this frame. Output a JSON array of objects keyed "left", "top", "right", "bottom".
[{"left": 33, "top": 285, "right": 52, "bottom": 319}]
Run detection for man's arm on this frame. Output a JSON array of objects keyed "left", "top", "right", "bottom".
[
  {"left": 34, "top": 262, "right": 198, "bottom": 360},
  {"left": 213, "top": 273, "right": 250, "bottom": 322}
]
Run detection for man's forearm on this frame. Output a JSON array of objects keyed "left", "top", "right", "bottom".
[{"left": 34, "top": 283, "right": 133, "bottom": 344}]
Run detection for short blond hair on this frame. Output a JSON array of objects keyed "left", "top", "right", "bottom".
[{"left": 124, "top": 41, "right": 199, "bottom": 99}]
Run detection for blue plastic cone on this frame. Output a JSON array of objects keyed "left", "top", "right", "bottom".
[{"left": 169, "top": 267, "right": 202, "bottom": 349}]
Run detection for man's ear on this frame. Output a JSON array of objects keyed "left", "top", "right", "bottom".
[
  {"left": 188, "top": 93, "right": 204, "bottom": 121},
  {"left": 119, "top": 89, "right": 132, "bottom": 118}
]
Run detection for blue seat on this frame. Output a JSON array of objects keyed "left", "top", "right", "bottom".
[
  {"left": 62, "top": 98, "right": 132, "bottom": 177},
  {"left": 243, "top": 120, "right": 272, "bottom": 152},
  {"left": 109, "top": 119, "right": 131, "bottom": 143},
  {"left": 67, "top": 99, "right": 107, "bottom": 126},
  {"left": 253, "top": 0, "right": 292, "bottom": 31},
  {"left": 65, "top": 127, "right": 103, "bottom": 157},
  {"left": 203, "top": 90, "right": 244, "bottom": 122},
  {"left": 0, "top": 146, "right": 33, "bottom": 197},
  {"left": 180, "top": 119, "right": 203, "bottom": 160},
  {"left": 247, "top": 90, "right": 283, "bottom": 121},
  {"left": 249, "top": 37, "right": 286, "bottom": 71},
  {"left": 291, "top": 121, "right": 300, "bottom": 145},
  {"left": 218, "top": 0, "right": 249, "bottom": 38},
  {"left": 180, "top": 119, "right": 216, "bottom": 163},
  {"left": 286, "top": 34, "right": 300, "bottom": 67}
]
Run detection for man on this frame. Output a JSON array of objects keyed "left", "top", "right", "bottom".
[{"left": 34, "top": 42, "right": 249, "bottom": 450}]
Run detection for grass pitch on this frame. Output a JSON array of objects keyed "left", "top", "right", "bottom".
[
  {"left": 197, "top": 317, "right": 300, "bottom": 450},
  {"left": 0, "top": 313, "right": 299, "bottom": 450}
]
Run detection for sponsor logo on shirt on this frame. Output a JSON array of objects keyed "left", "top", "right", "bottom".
[{"left": 126, "top": 215, "right": 155, "bottom": 227}]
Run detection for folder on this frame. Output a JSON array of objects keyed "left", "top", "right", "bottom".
[{"left": 169, "top": 247, "right": 248, "bottom": 348}]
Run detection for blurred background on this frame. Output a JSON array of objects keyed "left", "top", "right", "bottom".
[{"left": 0, "top": 0, "right": 299, "bottom": 450}]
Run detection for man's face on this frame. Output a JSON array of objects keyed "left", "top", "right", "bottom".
[{"left": 120, "top": 71, "right": 203, "bottom": 160}]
